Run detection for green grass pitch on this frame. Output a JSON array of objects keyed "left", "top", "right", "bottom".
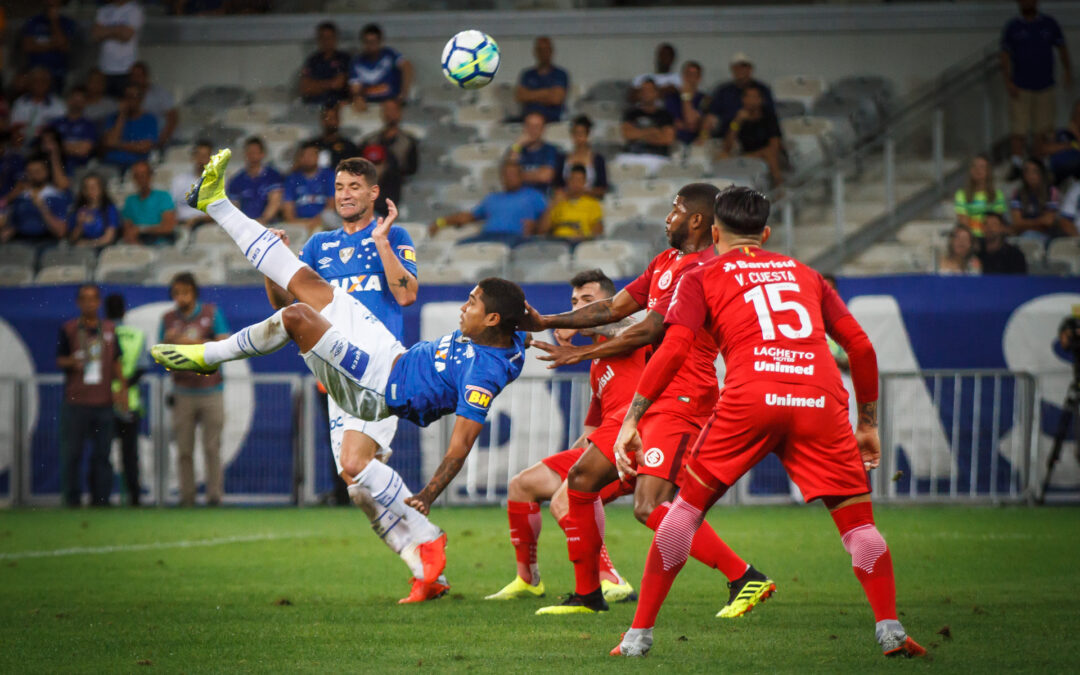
[{"left": 1, "top": 505, "right": 1076, "bottom": 673}]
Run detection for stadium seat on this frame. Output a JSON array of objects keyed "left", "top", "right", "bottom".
[
  {"left": 222, "top": 265, "right": 266, "bottom": 286},
  {"left": 602, "top": 199, "right": 645, "bottom": 224},
  {"left": 396, "top": 222, "right": 429, "bottom": 243},
  {"left": 772, "top": 75, "right": 827, "bottom": 113},
  {"left": 98, "top": 266, "right": 150, "bottom": 284},
  {"left": 0, "top": 242, "right": 37, "bottom": 268},
  {"left": 36, "top": 264, "right": 89, "bottom": 284},
  {"left": 1011, "top": 237, "right": 1046, "bottom": 269},
  {"left": 574, "top": 239, "right": 646, "bottom": 270},
  {"left": 339, "top": 106, "right": 381, "bottom": 131},
  {"left": 415, "top": 240, "right": 451, "bottom": 265},
  {"left": 154, "top": 262, "right": 223, "bottom": 286},
  {"left": 570, "top": 254, "right": 634, "bottom": 279},
  {"left": 711, "top": 157, "right": 771, "bottom": 190},
  {"left": 0, "top": 264, "right": 33, "bottom": 287},
  {"left": 608, "top": 163, "right": 648, "bottom": 185},
  {"left": 259, "top": 124, "right": 308, "bottom": 145},
  {"left": 511, "top": 240, "right": 572, "bottom": 264},
  {"left": 474, "top": 82, "right": 517, "bottom": 116},
  {"left": 813, "top": 92, "right": 878, "bottom": 141},
  {"left": 449, "top": 143, "right": 505, "bottom": 175},
  {"left": 450, "top": 242, "right": 510, "bottom": 277},
  {"left": 440, "top": 182, "right": 488, "bottom": 208},
  {"left": 574, "top": 100, "right": 622, "bottom": 123},
  {"left": 582, "top": 79, "right": 631, "bottom": 104},
  {"left": 545, "top": 121, "right": 572, "bottom": 147},
  {"left": 831, "top": 75, "right": 896, "bottom": 118},
  {"left": 223, "top": 105, "right": 274, "bottom": 126},
  {"left": 280, "top": 224, "right": 309, "bottom": 248},
  {"left": 513, "top": 260, "right": 575, "bottom": 283},
  {"left": 421, "top": 265, "right": 467, "bottom": 285},
  {"left": 453, "top": 103, "right": 505, "bottom": 133},
  {"left": 774, "top": 100, "right": 808, "bottom": 119},
  {"left": 191, "top": 226, "right": 235, "bottom": 247},
  {"left": 40, "top": 246, "right": 97, "bottom": 271},
  {"left": 252, "top": 85, "right": 291, "bottom": 105},
  {"left": 654, "top": 162, "right": 706, "bottom": 181},
  {"left": 98, "top": 245, "right": 156, "bottom": 272},
  {"left": 1047, "top": 237, "right": 1080, "bottom": 274},
  {"left": 485, "top": 123, "right": 521, "bottom": 145},
  {"left": 185, "top": 86, "right": 251, "bottom": 109},
  {"left": 618, "top": 180, "right": 677, "bottom": 203}
]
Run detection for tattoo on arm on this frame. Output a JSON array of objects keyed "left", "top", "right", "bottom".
[
  {"left": 396, "top": 275, "right": 411, "bottom": 290},
  {"left": 548, "top": 298, "right": 616, "bottom": 329},
  {"left": 588, "top": 315, "right": 639, "bottom": 338},
  {"left": 858, "top": 402, "right": 878, "bottom": 427},
  {"left": 421, "top": 455, "right": 465, "bottom": 500},
  {"left": 625, "top": 393, "right": 654, "bottom": 426}
]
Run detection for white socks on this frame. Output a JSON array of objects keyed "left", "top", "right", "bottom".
[
  {"left": 203, "top": 308, "right": 290, "bottom": 365},
  {"left": 348, "top": 482, "right": 426, "bottom": 579},
  {"left": 207, "top": 198, "right": 307, "bottom": 291},
  {"left": 355, "top": 459, "right": 442, "bottom": 544}
]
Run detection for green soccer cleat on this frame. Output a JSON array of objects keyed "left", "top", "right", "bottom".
[
  {"left": 484, "top": 576, "right": 546, "bottom": 600},
  {"left": 151, "top": 344, "right": 218, "bottom": 375},
  {"left": 601, "top": 578, "right": 636, "bottom": 603},
  {"left": 716, "top": 565, "right": 776, "bottom": 619},
  {"left": 535, "top": 589, "right": 608, "bottom": 615},
  {"left": 186, "top": 148, "right": 231, "bottom": 213}
]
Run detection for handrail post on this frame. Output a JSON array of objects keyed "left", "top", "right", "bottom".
[
  {"left": 884, "top": 136, "right": 896, "bottom": 226},
  {"left": 932, "top": 107, "right": 945, "bottom": 186},
  {"left": 783, "top": 200, "right": 794, "bottom": 257},
  {"left": 832, "top": 169, "right": 845, "bottom": 255}
]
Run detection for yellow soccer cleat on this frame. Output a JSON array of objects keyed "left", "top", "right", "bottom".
[
  {"left": 151, "top": 344, "right": 218, "bottom": 375},
  {"left": 186, "top": 148, "right": 231, "bottom": 213},
  {"left": 601, "top": 578, "right": 636, "bottom": 603},
  {"left": 484, "top": 576, "right": 545, "bottom": 600},
  {"left": 535, "top": 590, "right": 608, "bottom": 615},
  {"left": 716, "top": 565, "right": 776, "bottom": 619}
]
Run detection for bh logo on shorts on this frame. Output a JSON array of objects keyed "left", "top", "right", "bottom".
[
  {"left": 658, "top": 270, "right": 673, "bottom": 290},
  {"left": 643, "top": 447, "right": 665, "bottom": 468}
]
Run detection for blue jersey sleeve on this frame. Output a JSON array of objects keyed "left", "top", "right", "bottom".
[
  {"left": 389, "top": 226, "right": 419, "bottom": 277},
  {"left": 267, "top": 167, "right": 284, "bottom": 191},
  {"left": 472, "top": 195, "right": 490, "bottom": 221},
  {"left": 455, "top": 362, "right": 505, "bottom": 424},
  {"left": 283, "top": 174, "right": 298, "bottom": 203}
]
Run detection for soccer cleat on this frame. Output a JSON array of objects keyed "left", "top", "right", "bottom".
[
  {"left": 150, "top": 344, "right": 218, "bottom": 375},
  {"left": 878, "top": 620, "right": 926, "bottom": 658},
  {"left": 716, "top": 565, "right": 776, "bottom": 618},
  {"left": 485, "top": 575, "right": 545, "bottom": 600},
  {"left": 601, "top": 578, "right": 636, "bottom": 603},
  {"left": 186, "top": 148, "right": 231, "bottom": 212},
  {"left": 417, "top": 532, "right": 447, "bottom": 584},
  {"left": 535, "top": 589, "right": 609, "bottom": 615},
  {"left": 398, "top": 575, "right": 451, "bottom": 604},
  {"left": 610, "top": 628, "right": 652, "bottom": 657}
]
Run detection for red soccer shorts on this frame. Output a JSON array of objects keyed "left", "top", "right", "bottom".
[
  {"left": 691, "top": 381, "right": 870, "bottom": 502},
  {"left": 539, "top": 446, "right": 633, "bottom": 503},
  {"left": 587, "top": 405, "right": 700, "bottom": 485}
]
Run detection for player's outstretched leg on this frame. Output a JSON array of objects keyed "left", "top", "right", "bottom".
[
  {"left": 152, "top": 307, "right": 293, "bottom": 374},
  {"left": 827, "top": 496, "right": 925, "bottom": 658}
]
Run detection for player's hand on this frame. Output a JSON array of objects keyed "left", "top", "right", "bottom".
[
  {"left": 553, "top": 328, "right": 577, "bottom": 346},
  {"left": 855, "top": 424, "right": 881, "bottom": 471},
  {"left": 405, "top": 493, "right": 431, "bottom": 515},
  {"left": 531, "top": 340, "right": 584, "bottom": 368},
  {"left": 517, "top": 301, "right": 547, "bottom": 332},
  {"left": 373, "top": 199, "right": 397, "bottom": 240},
  {"left": 267, "top": 228, "right": 290, "bottom": 246},
  {"left": 613, "top": 424, "right": 641, "bottom": 481}
]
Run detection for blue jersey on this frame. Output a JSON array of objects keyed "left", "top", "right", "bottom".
[
  {"left": 300, "top": 220, "right": 418, "bottom": 340},
  {"left": 385, "top": 330, "right": 527, "bottom": 427},
  {"left": 284, "top": 168, "right": 334, "bottom": 219},
  {"left": 227, "top": 165, "right": 283, "bottom": 220}
]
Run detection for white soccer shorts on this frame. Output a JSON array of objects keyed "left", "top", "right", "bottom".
[{"left": 327, "top": 402, "right": 398, "bottom": 474}]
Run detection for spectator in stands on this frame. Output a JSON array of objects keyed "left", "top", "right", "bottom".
[
  {"left": 704, "top": 52, "right": 776, "bottom": 140},
  {"left": 33, "top": 128, "right": 72, "bottom": 190},
  {"left": 349, "top": 23, "right": 413, "bottom": 110},
  {"left": 720, "top": 84, "right": 785, "bottom": 186},
  {"left": 299, "top": 21, "right": 350, "bottom": 108},
  {"left": 515, "top": 36, "right": 569, "bottom": 123},
  {"left": 954, "top": 154, "right": 1006, "bottom": 237},
  {"left": 92, "top": 0, "right": 144, "bottom": 98},
  {"left": 57, "top": 284, "right": 127, "bottom": 508},
  {"left": 667, "top": 61, "right": 708, "bottom": 145},
  {"left": 360, "top": 143, "right": 400, "bottom": 218},
  {"left": 507, "top": 111, "right": 561, "bottom": 193},
  {"left": 0, "top": 131, "right": 25, "bottom": 201},
  {"left": 359, "top": 99, "right": 418, "bottom": 177},
  {"left": 105, "top": 292, "right": 148, "bottom": 506},
  {"left": 10, "top": 67, "right": 65, "bottom": 146},
  {"left": 1001, "top": 0, "right": 1071, "bottom": 174},
  {"left": 129, "top": 62, "right": 178, "bottom": 149},
  {"left": 938, "top": 225, "right": 982, "bottom": 275},
  {"left": 82, "top": 68, "right": 117, "bottom": 126},
  {"left": 539, "top": 164, "right": 603, "bottom": 242},
  {"left": 1046, "top": 98, "right": 1080, "bottom": 184},
  {"left": 310, "top": 104, "right": 359, "bottom": 169},
  {"left": 121, "top": 160, "right": 176, "bottom": 245},
  {"left": 979, "top": 213, "right": 1028, "bottom": 275},
  {"left": 1010, "top": 157, "right": 1074, "bottom": 244},
  {"left": 19, "top": 0, "right": 77, "bottom": 93},
  {"left": 170, "top": 140, "right": 214, "bottom": 230},
  {"left": 102, "top": 83, "right": 157, "bottom": 173},
  {"left": 51, "top": 87, "right": 99, "bottom": 173},
  {"left": 632, "top": 43, "right": 681, "bottom": 99},
  {"left": 283, "top": 141, "right": 335, "bottom": 233},
  {"left": 429, "top": 160, "right": 547, "bottom": 246},
  {"left": 0, "top": 155, "right": 70, "bottom": 244},
  {"left": 160, "top": 272, "right": 229, "bottom": 507},
  {"left": 618, "top": 79, "right": 675, "bottom": 172},
  {"left": 69, "top": 173, "right": 120, "bottom": 249},
  {"left": 555, "top": 114, "right": 608, "bottom": 199},
  {"left": 226, "top": 136, "right": 283, "bottom": 223}
]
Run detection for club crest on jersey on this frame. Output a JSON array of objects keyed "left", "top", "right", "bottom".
[
  {"left": 339, "top": 247, "right": 355, "bottom": 264},
  {"left": 658, "top": 270, "right": 673, "bottom": 290},
  {"left": 643, "top": 447, "right": 665, "bottom": 468},
  {"left": 397, "top": 245, "right": 416, "bottom": 262},
  {"left": 465, "top": 385, "right": 493, "bottom": 410}
]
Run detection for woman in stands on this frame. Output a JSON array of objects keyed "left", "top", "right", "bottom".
[
  {"left": 69, "top": 173, "right": 120, "bottom": 249},
  {"left": 938, "top": 224, "right": 982, "bottom": 275},
  {"left": 1009, "top": 158, "right": 1076, "bottom": 246},
  {"left": 954, "top": 154, "right": 1005, "bottom": 237},
  {"left": 555, "top": 114, "right": 608, "bottom": 199}
]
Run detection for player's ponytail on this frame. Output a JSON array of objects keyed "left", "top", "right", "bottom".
[{"left": 477, "top": 277, "right": 526, "bottom": 335}]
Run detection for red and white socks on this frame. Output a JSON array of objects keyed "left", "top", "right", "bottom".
[
  {"left": 507, "top": 500, "right": 543, "bottom": 585},
  {"left": 830, "top": 500, "right": 897, "bottom": 623}
]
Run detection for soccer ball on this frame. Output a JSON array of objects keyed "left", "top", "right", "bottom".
[{"left": 441, "top": 30, "right": 500, "bottom": 90}]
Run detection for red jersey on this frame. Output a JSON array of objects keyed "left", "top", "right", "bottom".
[
  {"left": 624, "top": 248, "right": 719, "bottom": 419},
  {"left": 665, "top": 247, "right": 850, "bottom": 404},
  {"left": 584, "top": 339, "right": 648, "bottom": 427}
]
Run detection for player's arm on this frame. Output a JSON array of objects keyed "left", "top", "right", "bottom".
[
  {"left": 405, "top": 416, "right": 483, "bottom": 515},
  {"left": 520, "top": 287, "right": 642, "bottom": 332},
  {"left": 372, "top": 199, "right": 417, "bottom": 306},
  {"left": 428, "top": 211, "right": 475, "bottom": 236},
  {"left": 532, "top": 309, "right": 662, "bottom": 368}
]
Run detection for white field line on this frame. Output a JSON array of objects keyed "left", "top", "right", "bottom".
[{"left": 0, "top": 532, "right": 317, "bottom": 560}]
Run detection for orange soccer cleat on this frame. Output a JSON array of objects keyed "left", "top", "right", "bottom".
[
  {"left": 417, "top": 533, "right": 447, "bottom": 584},
  {"left": 398, "top": 576, "right": 451, "bottom": 604}
]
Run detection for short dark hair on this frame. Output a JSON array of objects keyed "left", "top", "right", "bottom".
[
  {"left": 317, "top": 21, "right": 338, "bottom": 33},
  {"left": 104, "top": 293, "right": 126, "bottom": 320},
  {"left": 570, "top": 269, "right": 615, "bottom": 298},
  {"left": 299, "top": 140, "right": 320, "bottom": 153},
  {"left": 77, "top": 283, "right": 100, "bottom": 298},
  {"left": 714, "top": 186, "right": 771, "bottom": 235},
  {"left": 677, "top": 182, "right": 721, "bottom": 224},
  {"left": 683, "top": 60, "right": 702, "bottom": 73},
  {"left": 571, "top": 114, "right": 593, "bottom": 133},
  {"left": 478, "top": 278, "right": 526, "bottom": 336},
  {"left": 244, "top": 136, "right": 266, "bottom": 151},
  {"left": 169, "top": 272, "right": 199, "bottom": 298},
  {"left": 194, "top": 138, "right": 213, "bottom": 152},
  {"left": 335, "top": 157, "right": 378, "bottom": 185},
  {"left": 567, "top": 163, "right": 588, "bottom": 177},
  {"left": 25, "top": 154, "right": 48, "bottom": 169},
  {"left": 361, "top": 23, "right": 383, "bottom": 39}
]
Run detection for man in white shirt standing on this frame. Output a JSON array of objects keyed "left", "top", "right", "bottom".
[
  {"left": 92, "top": 0, "right": 144, "bottom": 98},
  {"left": 171, "top": 140, "right": 214, "bottom": 230}
]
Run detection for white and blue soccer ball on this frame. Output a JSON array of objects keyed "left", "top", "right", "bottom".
[{"left": 441, "top": 30, "right": 500, "bottom": 90}]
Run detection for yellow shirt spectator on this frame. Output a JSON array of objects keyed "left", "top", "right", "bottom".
[{"left": 548, "top": 195, "right": 603, "bottom": 240}]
